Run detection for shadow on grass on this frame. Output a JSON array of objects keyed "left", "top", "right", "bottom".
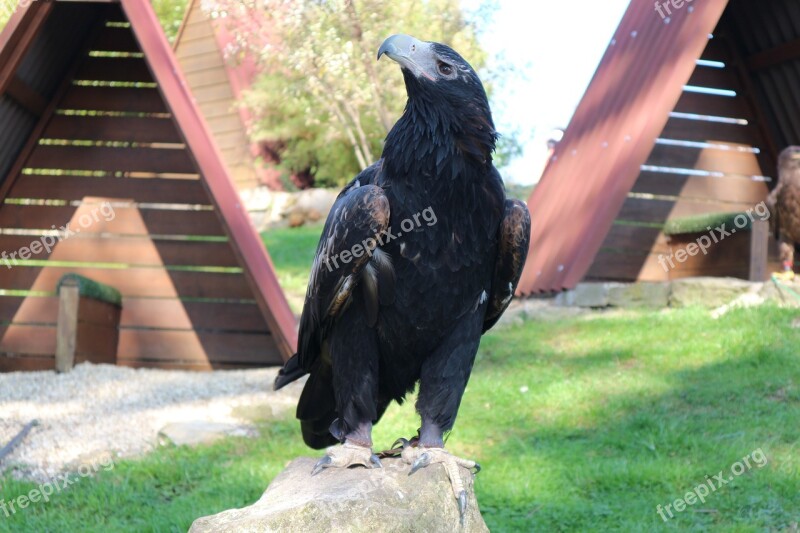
[{"left": 476, "top": 342, "right": 800, "bottom": 532}]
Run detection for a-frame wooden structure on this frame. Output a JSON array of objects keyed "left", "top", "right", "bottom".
[
  {"left": 519, "top": 0, "right": 795, "bottom": 294},
  {"left": 173, "top": 0, "right": 284, "bottom": 191},
  {"left": 0, "top": 0, "right": 296, "bottom": 370}
]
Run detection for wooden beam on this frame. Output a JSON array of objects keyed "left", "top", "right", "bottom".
[
  {"left": 749, "top": 218, "right": 769, "bottom": 281},
  {"left": 55, "top": 279, "right": 79, "bottom": 373},
  {"left": 6, "top": 75, "right": 47, "bottom": 116},
  {"left": 745, "top": 36, "right": 800, "bottom": 73}
]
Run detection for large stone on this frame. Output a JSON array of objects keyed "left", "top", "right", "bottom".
[
  {"left": 669, "top": 277, "right": 759, "bottom": 308},
  {"left": 553, "top": 289, "right": 576, "bottom": 307},
  {"left": 240, "top": 186, "right": 295, "bottom": 230},
  {"left": 607, "top": 282, "right": 670, "bottom": 308},
  {"left": 519, "top": 298, "right": 588, "bottom": 320},
  {"left": 573, "top": 283, "right": 610, "bottom": 307},
  {"left": 189, "top": 456, "right": 488, "bottom": 533},
  {"left": 556, "top": 282, "right": 615, "bottom": 308}
]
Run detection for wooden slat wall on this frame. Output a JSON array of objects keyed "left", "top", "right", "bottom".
[
  {"left": 586, "top": 34, "right": 774, "bottom": 282},
  {"left": 0, "top": 16, "right": 281, "bottom": 371},
  {"left": 173, "top": 0, "right": 258, "bottom": 190}
]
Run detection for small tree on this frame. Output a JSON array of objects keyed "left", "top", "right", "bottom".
[
  {"left": 205, "top": 0, "right": 490, "bottom": 187},
  {"left": 152, "top": 0, "right": 190, "bottom": 42}
]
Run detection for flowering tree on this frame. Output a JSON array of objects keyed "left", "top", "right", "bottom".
[{"left": 204, "top": 0, "right": 489, "bottom": 187}]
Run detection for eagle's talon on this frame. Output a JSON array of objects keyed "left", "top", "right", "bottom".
[
  {"left": 310, "top": 443, "right": 377, "bottom": 475},
  {"left": 401, "top": 446, "right": 478, "bottom": 519},
  {"left": 394, "top": 435, "right": 419, "bottom": 450},
  {"left": 391, "top": 437, "right": 410, "bottom": 450},
  {"left": 378, "top": 436, "right": 419, "bottom": 458},
  {"left": 409, "top": 451, "right": 431, "bottom": 475},
  {"left": 311, "top": 455, "right": 332, "bottom": 476},
  {"left": 369, "top": 454, "right": 383, "bottom": 469},
  {"left": 458, "top": 490, "right": 468, "bottom": 524}
]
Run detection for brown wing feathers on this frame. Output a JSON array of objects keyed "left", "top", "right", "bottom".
[{"left": 483, "top": 199, "right": 531, "bottom": 332}]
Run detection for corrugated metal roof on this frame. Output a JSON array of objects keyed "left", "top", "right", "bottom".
[
  {"left": 15, "top": 4, "right": 96, "bottom": 97},
  {"left": 0, "top": 2, "right": 97, "bottom": 187},
  {"left": 517, "top": 0, "right": 730, "bottom": 295},
  {"left": 0, "top": 99, "right": 35, "bottom": 179}
]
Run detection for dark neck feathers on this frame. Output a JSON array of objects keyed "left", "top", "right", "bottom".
[{"left": 382, "top": 71, "right": 497, "bottom": 182}]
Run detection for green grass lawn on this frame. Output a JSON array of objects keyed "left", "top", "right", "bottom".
[
  {"left": 1, "top": 227, "right": 799, "bottom": 532},
  {"left": 262, "top": 224, "right": 324, "bottom": 313}
]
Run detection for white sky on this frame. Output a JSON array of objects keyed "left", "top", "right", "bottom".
[{"left": 465, "top": 0, "right": 631, "bottom": 184}]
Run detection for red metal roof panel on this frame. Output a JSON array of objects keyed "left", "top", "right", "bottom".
[{"left": 518, "top": 0, "right": 730, "bottom": 295}]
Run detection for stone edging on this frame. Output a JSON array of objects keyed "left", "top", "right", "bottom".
[{"left": 552, "top": 277, "right": 800, "bottom": 309}]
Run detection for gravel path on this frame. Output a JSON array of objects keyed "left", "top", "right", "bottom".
[{"left": 0, "top": 363, "right": 304, "bottom": 482}]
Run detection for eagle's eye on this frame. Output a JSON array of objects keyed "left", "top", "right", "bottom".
[{"left": 437, "top": 61, "right": 453, "bottom": 76}]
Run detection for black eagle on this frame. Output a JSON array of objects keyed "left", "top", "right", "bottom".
[{"left": 275, "top": 34, "right": 531, "bottom": 516}]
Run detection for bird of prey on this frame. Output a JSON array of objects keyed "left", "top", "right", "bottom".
[
  {"left": 767, "top": 146, "right": 800, "bottom": 280},
  {"left": 275, "top": 34, "right": 531, "bottom": 516}
]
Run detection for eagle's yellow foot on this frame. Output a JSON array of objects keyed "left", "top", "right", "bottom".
[
  {"left": 311, "top": 442, "right": 382, "bottom": 475},
  {"left": 401, "top": 445, "right": 480, "bottom": 523},
  {"left": 773, "top": 271, "right": 796, "bottom": 281}
]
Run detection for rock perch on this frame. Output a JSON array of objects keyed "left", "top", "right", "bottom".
[{"left": 189, "top": 456, "right": 489, "bottom": 532}]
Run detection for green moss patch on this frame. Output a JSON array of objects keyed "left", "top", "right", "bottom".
[
  {"left": 663, "top": 212, "right": 754, "bottom": 235},
  {"left": 57, "top": 273, "right": 122, "bottom": 306}
]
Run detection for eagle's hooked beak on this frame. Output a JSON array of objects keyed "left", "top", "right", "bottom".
[{"left": 377, "top": 34, "right": 435, "bottom": 81}]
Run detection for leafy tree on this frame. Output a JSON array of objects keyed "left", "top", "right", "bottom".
[
  {"left": 205, "top": 0, "right": 494, "bottom": 187},
  {"left": 151, "top": 0, "right": 190, "bottom": 43}
]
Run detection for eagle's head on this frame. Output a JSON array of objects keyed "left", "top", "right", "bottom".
[
  {"left": 378, "top": 34, "right": 484, "bottom": 94},
  {"left": 378, "top": 34, "right": 497, "bottom": 170}
]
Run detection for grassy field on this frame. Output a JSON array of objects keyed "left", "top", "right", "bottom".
[
  {"left": 1, "top": 226, "right": 799, "bottom": 532},
  {"left": 262, "top": 224, "right": 324, "bottom": 313}
]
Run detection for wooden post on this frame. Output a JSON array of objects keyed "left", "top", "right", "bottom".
[
  {"left": 55, "top": 279, "right": 79, "bottom": 373},
  {"left": 750, "top": 219, "right": 769, "bottom": 281}
]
